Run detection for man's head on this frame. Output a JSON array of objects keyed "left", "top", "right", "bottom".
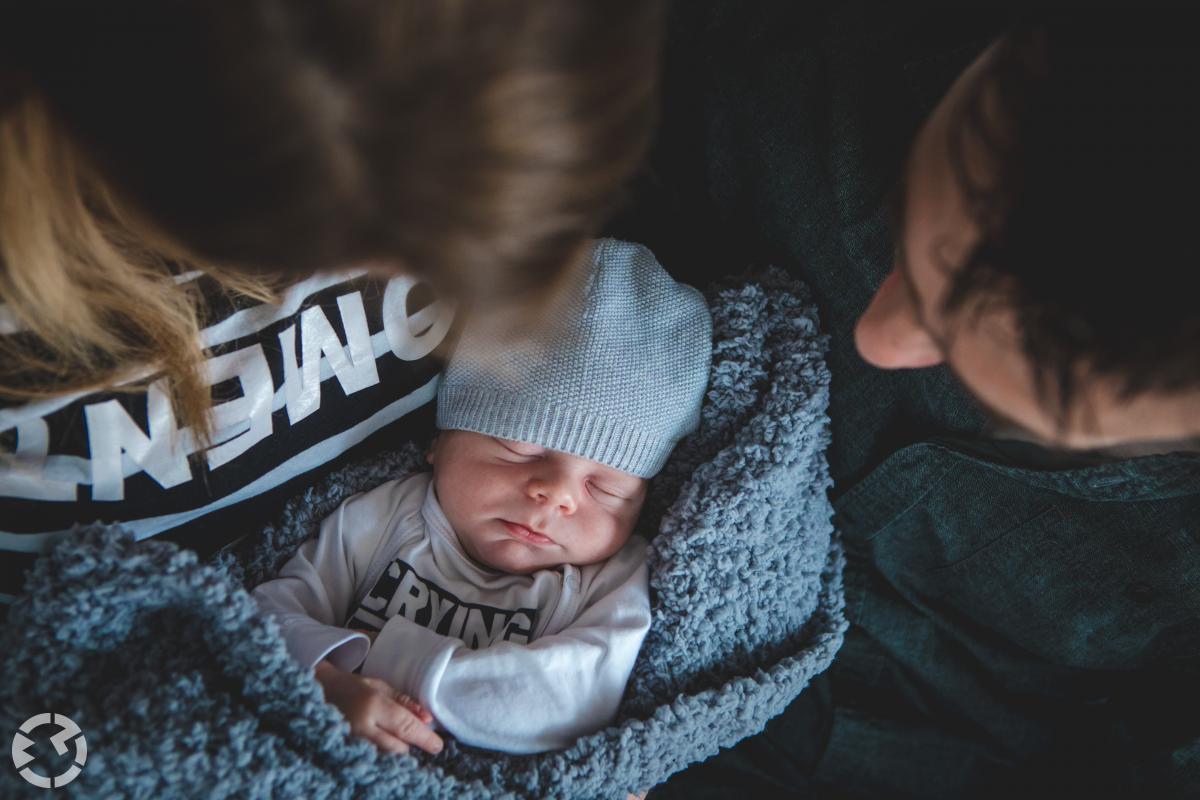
[
  {"left": 431, "top": 239, "right": 712, "bottom": 573},
  {"left": 855, "top": 21, "right": 1200, "bottom": 450}
]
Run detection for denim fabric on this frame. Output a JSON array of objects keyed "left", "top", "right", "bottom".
[
  {"left": 653, "top": 443, "right": 1200, "bottom": 798},
  {"left": 622, "top": 1, "right": 1200, "bottom": 796}
]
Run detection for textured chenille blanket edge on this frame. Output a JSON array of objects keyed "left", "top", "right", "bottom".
[{"left": 0, "top": 268, "right": 846, "bottom": 800}]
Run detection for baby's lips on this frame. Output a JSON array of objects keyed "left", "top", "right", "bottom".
[{"left": 501, "top": 519, "right": 557, "bottom": 545}]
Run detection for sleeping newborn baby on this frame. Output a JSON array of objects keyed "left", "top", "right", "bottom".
[{"left": 252, "top": 240, "right": 711, "bottom": 756}]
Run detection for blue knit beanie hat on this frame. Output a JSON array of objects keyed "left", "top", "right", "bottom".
[{"left": 436, "top": 238, "right": 712, "bottom": 478}]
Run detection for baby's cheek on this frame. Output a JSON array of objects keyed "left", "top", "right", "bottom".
[
  {"left": 577, "top": 518, "right": 630, "bottom": 563},
  {"left": 443, "top": 474, "right": 496, "bottom": 520}
]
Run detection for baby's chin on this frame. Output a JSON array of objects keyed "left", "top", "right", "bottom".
[{"left": 471, "top": 537, "right": 567, "bottom": 575}]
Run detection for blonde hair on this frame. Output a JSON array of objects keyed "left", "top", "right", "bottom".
[{"left": 0, "top": 93, "right": 275, "bottom": 441}]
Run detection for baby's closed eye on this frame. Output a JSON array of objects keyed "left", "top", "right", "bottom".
[
  {"left": 587, "top": 481, "right": 631, "bottom": 503},
  {"left": 494, "top": 437, "right": 543, "bottom": 461}
]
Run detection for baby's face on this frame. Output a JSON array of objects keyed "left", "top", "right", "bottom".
[{"left": 428, "top": 430, "right": 647, "bottom": 574}]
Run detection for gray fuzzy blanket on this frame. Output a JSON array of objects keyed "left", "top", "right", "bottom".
[{"left": 0, "top": 269, "right": 846, "bottom": 799}]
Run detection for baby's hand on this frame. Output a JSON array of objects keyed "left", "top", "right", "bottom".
[{"left": 314, "top": 660, "right": 443, "bottom": 756}]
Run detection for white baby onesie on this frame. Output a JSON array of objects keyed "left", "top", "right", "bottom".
[{"left": 252, "top": 471, "right": 651, "bottom": 754}]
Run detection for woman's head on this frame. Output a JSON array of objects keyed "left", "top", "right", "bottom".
[
  {"left": 4, "top": 0, "right": 663, "bottom": 299},
  {"left": 0, "top": 0, "right": 663, "bottom": 433}
]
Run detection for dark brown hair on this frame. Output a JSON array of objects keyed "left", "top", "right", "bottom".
[{"left": 942, "top": 18, "right": 1200, "bottom": 416}]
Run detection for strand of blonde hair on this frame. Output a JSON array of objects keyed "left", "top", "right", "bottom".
[{"left": 0, "top": 92, "right": 278, "bottom": 444}]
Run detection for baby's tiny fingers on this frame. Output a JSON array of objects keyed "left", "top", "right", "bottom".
[
  {"left": 369, "top": 725, "right": 411, "bottom": 756},
  {"left": 393, "top": 691, "right": 434, "bottom": 723},
  {"left": 378, "top": 706, "right": 444, "bottom": 755}
]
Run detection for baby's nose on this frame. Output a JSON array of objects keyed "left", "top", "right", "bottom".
[{"left": 528, "top": 477, "right": 577, "bottom": 514}]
